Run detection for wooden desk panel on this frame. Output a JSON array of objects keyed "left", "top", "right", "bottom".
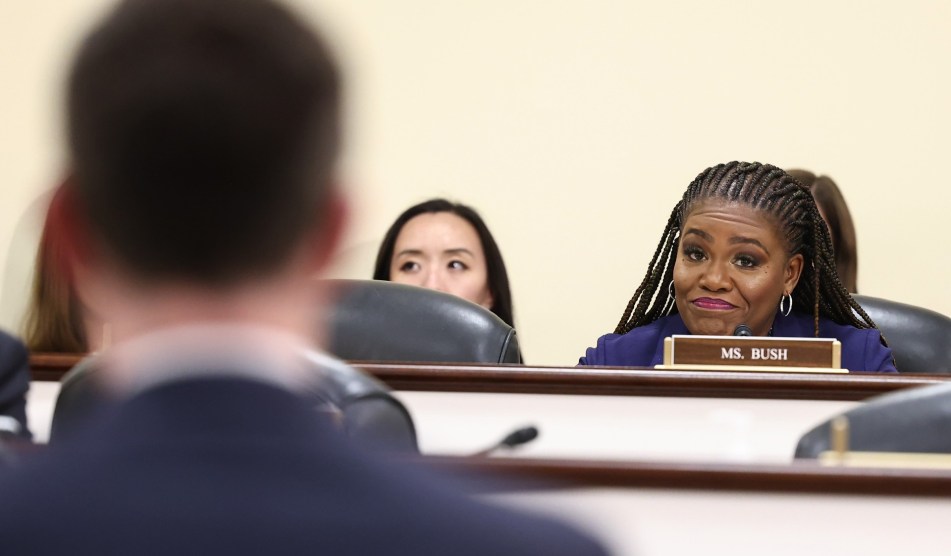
[
  {"left": 30, "top": 354, "right": 82, "bottom": 382},
  {"left": 28, "top": 354, "right": 951, "bottom": 555},
  {"left": 397, "top": 391, "right": 853, "bottom": 462},
  {"left": 27, "top": 381, "right": 850, "bottom": 460},
  {"left": 431, "top": 456, "right": 951, "bottom": 497},
  {"left": 432, "top": 458, "right": 951, "bottom": 556},
  {"left": 31, "top": 354, "right": 950, "bottom": 400},
  {"left": 32, "top": 356, "right": 920, "bottom": 459},
  {"left": 361, "top": 362, "right": 946, "bottom": 400}
]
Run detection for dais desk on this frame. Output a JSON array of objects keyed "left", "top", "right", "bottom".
[
  {"left": 357, "top": 363, "right": 948, "bottom": 462},
  {"left": 357, "top": 362, "right": 942, "bottom": 400},
  {"left": 30, "top": 355, "right": 947, "bottom": 399},
  {"left": 27, "top": 356, "right": 951, "bottom": 555},
  {"left": 26, "top": 356, "right": 951, "bottom": 555},
  {"left": 28, "top": 356, "right": 951, "bottom": 461}
]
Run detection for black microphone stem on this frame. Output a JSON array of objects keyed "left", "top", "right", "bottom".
[{"left": 470, "top": 425, "right": 539, "bottom": 457}]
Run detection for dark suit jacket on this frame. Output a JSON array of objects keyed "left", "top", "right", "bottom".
[
  {"left": 0, "top": 377, "right": 606, "bottom": 555},
  {"left": 0, "top": 330, "right": 30, "bottom": 439}
]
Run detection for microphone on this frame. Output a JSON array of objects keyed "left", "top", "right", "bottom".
[
  {"left": 471, "top": 425, "right": 539, "bottom": 457},
  {"left": 733, "top": 324, "right": 753, "bottom": 337}
]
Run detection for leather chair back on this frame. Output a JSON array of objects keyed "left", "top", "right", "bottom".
[
  {"left": 49, "top": 357, "right": 109, "bottom": 443},
  {"left": 50, "top": 353, "right": 418, "bottom": 453},
  {"left": 853, "top": 294, "right": 951, "bottom": 374},
  {"left": 795, "top": 382, "right": 951, "bottom": 458},
  {"left": 319, "top": 279, "right": 521, "bottom": 364},
  {"left": 52, "top": 279, "right": 517, "bottom": 446}
]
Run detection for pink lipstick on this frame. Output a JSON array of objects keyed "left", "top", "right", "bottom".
[{"left": 692, "top": 297, "right": 736, "bottom": 310}]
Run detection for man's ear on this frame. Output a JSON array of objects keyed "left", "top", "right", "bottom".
[
  {"left": 784, "top": 253, "right": 804, "bottom": 294},
  {"left": 307, "top": 186, "right": 349, "bottom": 275}
]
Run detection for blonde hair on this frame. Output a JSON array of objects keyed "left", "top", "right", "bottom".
[{"left": 22, "top": 188, "right": 88, "bottom": 353}]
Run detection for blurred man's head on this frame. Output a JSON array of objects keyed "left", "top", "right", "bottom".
[{"left": 67, "top": 0, "right": 342, "bottom": 288}]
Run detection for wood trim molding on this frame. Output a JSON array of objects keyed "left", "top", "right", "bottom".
[
  {"left": 29, "top": 354, "right": 949, "bottom": 401},
  {"left": 357, "top": 362, "right": 947, "bottom": 401},
  {"left": 30, "top": 353, "right": 84, "bottom": 382},
  {"left": 425, "top": 455, "right": 951, "bottom": 497}
]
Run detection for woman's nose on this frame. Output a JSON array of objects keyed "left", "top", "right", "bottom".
[
  {"left": 699, "top": 261, "right": 731, "bottom": 291},
  {"left": 422, "top": 269, "right": 446, "bottom": 292}
]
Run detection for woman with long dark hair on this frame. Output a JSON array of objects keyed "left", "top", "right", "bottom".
[{"left": 373, "top": 199, "right": 515, "bottom": 328}]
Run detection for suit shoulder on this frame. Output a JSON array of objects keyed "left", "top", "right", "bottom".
[
  {"left": 818, "top": 317, "right": 885, "bottom": 346},
  {"left": 580, "top": 314, "right": 679, "bottom": 367},
  {"left": 399, "top": 492, "right": 608, "bottom": 555},
  {"left": 0, "top": 330, "right": 27, "bottom": 361},
  {"left": 817, "top": 318, "right": 895, "bottom": 373}
]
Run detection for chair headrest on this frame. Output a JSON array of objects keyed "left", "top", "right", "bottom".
[
  {"left": 51, "top": 352, "right": 419, "bottom": 453},
  {"left": 319, "top": 279, "right": 521, "bottom": 364},
  {"left": 853, "top": 294, "right": 951, "bottom": 374},
  {"left": 795, "top": 382, "right": 951, "bottom": 458}
]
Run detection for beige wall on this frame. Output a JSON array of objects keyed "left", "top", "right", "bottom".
[{"left": 2, "top": 0, "right": 948, "bottom": 364}]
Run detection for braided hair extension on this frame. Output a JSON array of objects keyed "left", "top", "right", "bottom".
[{"left": 614, "top": 161, "right": 878, "bottom": 337}]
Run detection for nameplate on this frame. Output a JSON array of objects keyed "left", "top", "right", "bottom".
[{"left": 659, "top": 335, "right": 843, "bottom": 373}]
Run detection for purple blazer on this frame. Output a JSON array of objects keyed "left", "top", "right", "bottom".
[{"left": 579, "top": 311, "right": 898, "bottom": 373}]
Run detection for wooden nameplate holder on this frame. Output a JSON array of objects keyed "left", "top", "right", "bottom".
[{"left": 656, "top": 335, "right": 846, "bottom": 374}]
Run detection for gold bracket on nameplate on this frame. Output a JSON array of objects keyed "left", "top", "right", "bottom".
[{"left": 656, "top": 335, "right": 845, "bottom": 374}]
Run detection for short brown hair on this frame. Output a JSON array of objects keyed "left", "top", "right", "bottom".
[{"left": 68, "top": 0, "right": 341, "bottom": 285}]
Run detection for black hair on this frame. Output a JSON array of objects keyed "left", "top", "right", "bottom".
[
  {"left": 373, "top": 199, "right": 515, "bottom": 328},
  {"left": 615, "top": 161, "right": 877, "bottom": 337},
  {"left": 67, "top": 0, "right": 340, "bottom": 285}
]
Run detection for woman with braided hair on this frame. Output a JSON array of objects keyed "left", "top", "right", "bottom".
[{"left": 579, "top": 161, "right": 896, "bottom": 372}]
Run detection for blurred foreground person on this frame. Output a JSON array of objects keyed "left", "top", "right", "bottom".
[
  {"left": 0, "top": 332, "right": 30, "bottom": 441},
  {"left": 0, "top": 1, "right": 606, "bottom": 554}
]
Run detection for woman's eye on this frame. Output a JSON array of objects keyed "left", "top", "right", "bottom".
[
  {"left": 448, "top": 260, "right": 468, "bottom": 271},
  {"left": 684, "top": 246, "right": 706, "bottom": 262},
  {"left": 398, "top": 261, "right": 421, "bottom": 272},
  {"left": 734, "top": 255, "right": 759, "bottom": 268}
]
